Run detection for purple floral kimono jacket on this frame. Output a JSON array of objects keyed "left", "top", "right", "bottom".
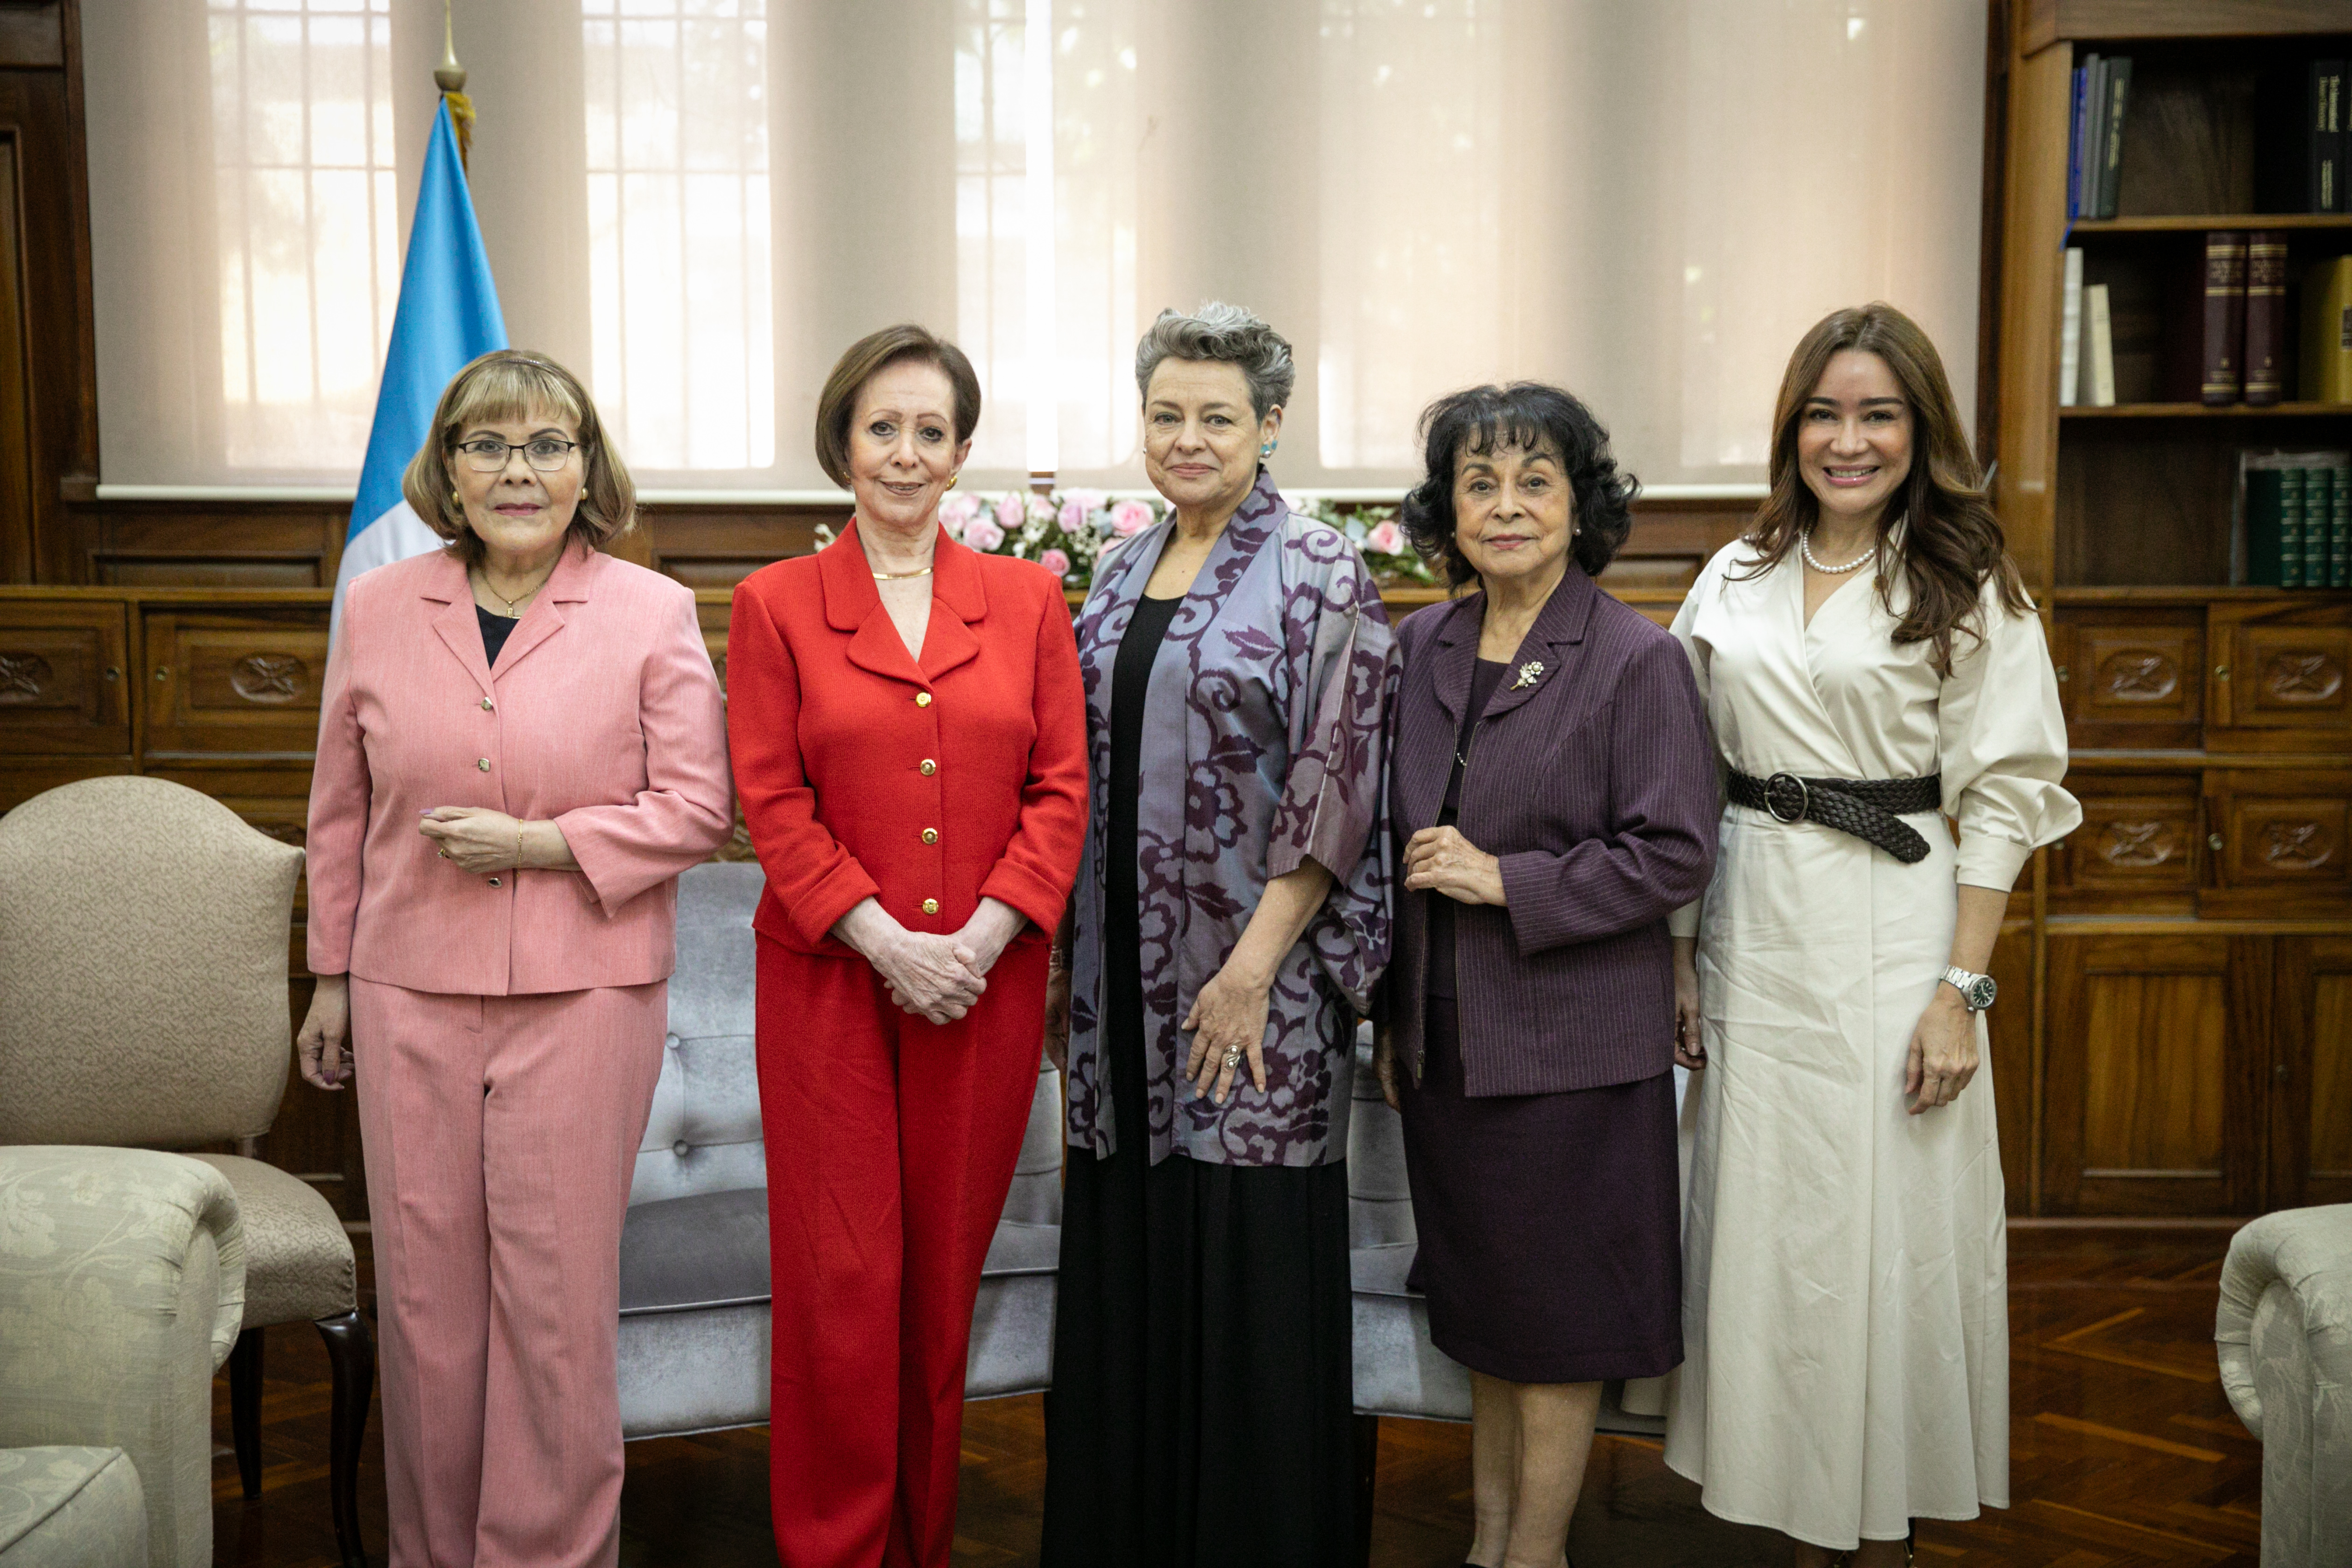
[{"left": 1066, "top": 470, "right": 1398, "bottom": 1168}]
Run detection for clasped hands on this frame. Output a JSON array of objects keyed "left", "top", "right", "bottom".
[
  {"left": 1401, "top": 825, "right": 1505, "bottom": 906},
  {"left": 837, "top": 896, "right": 1026, "bottom": 1026}
]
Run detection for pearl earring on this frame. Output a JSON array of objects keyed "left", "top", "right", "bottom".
[{"left": 1260, "top": 439, "right": 1278, "bottom": 458}]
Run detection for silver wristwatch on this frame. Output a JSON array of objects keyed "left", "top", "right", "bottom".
[{"left": 1941, "top": 966, "right": 1997, "bottom": 1012}]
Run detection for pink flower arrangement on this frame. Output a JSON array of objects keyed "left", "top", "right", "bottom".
[
  {"left": 994, "top": 492, "right": 1026, "bottom": 530},
  {"left": 963, "top": 516, "right": 1006, "bottom": 552},
  {"left": 937, "top": 490, "right": 983, "bottom": 539},
  {"left": 1110, "top": 498, "right": 1155, "bottom": 538},
  {"left": 1364, "top": 518, "right": 1407, "bottom": 556},
  {"left": 1038, "top": 547, "right": 1072, "bottom": 580},
  {"left": 1059, "top": 487, "right": 1107, "bottom": 512},
  {"left": 1058, "top": 499, "right": 1087, "bottom": 532}
]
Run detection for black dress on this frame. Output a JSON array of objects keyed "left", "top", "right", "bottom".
[
  {"left": 1400, "top": 659, "right": 1683, "bottom": 1385},
  {"left": 1041, "top": 593, "right": 1358, "bottom": 1568}
]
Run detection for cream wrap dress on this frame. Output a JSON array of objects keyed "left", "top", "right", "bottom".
[{"left": 1660, "top": 539, "right": 2079, "bottom": 1548}]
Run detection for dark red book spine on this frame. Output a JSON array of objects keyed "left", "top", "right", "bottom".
[
  {"left": 2244, "top": 230, "right": 2288, "bottom": 406},
  {"left": 2201, "top": 231, "right": 2247, "bottom": 406}
]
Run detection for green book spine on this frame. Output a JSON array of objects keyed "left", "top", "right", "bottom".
[
  {"left": 2304, "top": 469, "right": 2331, "bottom": 585},
  {"left": 2332, "top": 468, "right": 2349, "bottom": 588},
  {"left": 2281, "top": 469, "right": 2304, "bottom": 588},
  {"left": 2247, "top": 468, "right": 2286, "bottom": 586}
]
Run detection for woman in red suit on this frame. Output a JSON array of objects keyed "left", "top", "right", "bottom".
[{"left": 728, "top": 323, "right": 1088, "bottom": 1568}]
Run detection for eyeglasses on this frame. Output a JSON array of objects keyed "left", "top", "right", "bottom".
[{"left": 455, "top": 437, "right": 581, "bottom": 473}]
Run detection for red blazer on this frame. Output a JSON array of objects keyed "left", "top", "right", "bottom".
[{"left": 727, "top": 524, "right": 1088, "bottom": 958}]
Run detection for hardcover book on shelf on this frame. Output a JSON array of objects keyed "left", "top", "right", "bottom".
[
  {"left": 2239, "top": 452, "right": 2351, "bottom": 589},
  {"left": 2084, "top": 283, "right": 2116, "bottom": 407},
  {"left": 2256, "top": 59, "right": 2345, "bottom": 214},
  {"left": 2077, "top": 54, "right": 2106, "bottom": 220},
  {"left": 2060, "top": 247, "right": 2084, "bottom": 407},
  {"left": 2095, "top": 56, "right": 2130, "bottom": 220},
  {"left": 2244, "top": 231, "right": 2288, "bottom": 406},
  {"left": 2303, "top": 467, "right": 2330, "bottom": 588},
  {"left": 2304, "top": 254, "right": 2352, "bottom": 403},
  {"left": 2066, "top": 62, "right": 2088, "bottom": 221},
  {"left": 2164, "top": 232, "right": 2247, "bottom": 406},
  {"left": 2317, "top": 60, "right": 2345, "bottom": 214},
  {"left": 2333, "top": 467, "right": 2350, "bottom": 589}
]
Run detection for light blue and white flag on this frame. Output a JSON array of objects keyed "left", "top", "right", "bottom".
[{"left": 331, "top": 97, "right": 507, "bottom": 639}]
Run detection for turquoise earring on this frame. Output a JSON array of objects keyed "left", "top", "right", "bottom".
[{"left": 1260, "top": 439, "right": 1278, "bottom": 458}]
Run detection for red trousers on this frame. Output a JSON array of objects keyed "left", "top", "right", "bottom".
[{"left": 757, "top": 937, "right": 1048, "bottom": 1568}]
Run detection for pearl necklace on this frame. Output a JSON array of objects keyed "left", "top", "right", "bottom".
[{"left": 1800, "top": 526, "right": 1876, "bottom": 575}]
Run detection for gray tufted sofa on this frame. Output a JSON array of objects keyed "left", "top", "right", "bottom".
[
  {"left": 2216, "top": 1203, "right": 2352, "bottom": 1568},
  {"left": 615, "top": 863, "right": 1063, "bottom": 1440}
]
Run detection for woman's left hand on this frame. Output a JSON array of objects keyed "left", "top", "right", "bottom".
[
  {"left": 1402, "top": 826, "right": 1505, "bottom": 906},
  {"left": 1183, "top": 964, "right": 1272, "bottom": 1106},
  {"left": 1904, "top": 988, "right": 1979, "bottom": 1114},
  {"left": 419, "top": 806, "right": 526, "bottom": 873}
]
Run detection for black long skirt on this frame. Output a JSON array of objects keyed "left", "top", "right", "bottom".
[{"left": 1038, "top": 955, "right": 1357, "bottom": 1567}]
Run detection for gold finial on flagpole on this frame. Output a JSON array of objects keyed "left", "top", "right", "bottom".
[{"left": 434, "top": 0, "right": 475, "bottom": 169}]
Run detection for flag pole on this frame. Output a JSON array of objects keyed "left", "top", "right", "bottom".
[{"left": 434, "top": 0, "right": 474, "bottom": 169}]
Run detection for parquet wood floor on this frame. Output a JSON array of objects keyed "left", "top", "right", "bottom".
[{"left": 213, "top": 1223, "right": 2261, "bottom": 1567}]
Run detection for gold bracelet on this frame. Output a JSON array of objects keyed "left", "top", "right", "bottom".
[{"left": 515, "top": 820, "right": 525, "bottom": 869}]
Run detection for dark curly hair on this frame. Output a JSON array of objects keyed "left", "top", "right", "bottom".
[{"left": 1399, "top": 382, "right": 1638, "bottom": 588}]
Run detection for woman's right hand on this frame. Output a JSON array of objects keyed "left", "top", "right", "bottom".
[
  {"left": 297, "top": 975, "right": 352, "bottom": 1090},
  {"left": 1672, "top": 936, "right": 1705, "bottom": 1070}
]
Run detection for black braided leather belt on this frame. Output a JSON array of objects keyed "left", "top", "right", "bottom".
[{"left": 1726, "top": 769, "right": 1944, "bottom": 865}]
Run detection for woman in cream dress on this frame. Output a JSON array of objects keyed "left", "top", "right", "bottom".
[{"left": 1663, "top": 303, "right": 2079, "bottom": 1565}]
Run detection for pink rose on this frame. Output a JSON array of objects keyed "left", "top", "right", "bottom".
[
  {"left": 1364, "top": 519, "right": 1406, "bottom": 555},
  {"left": 1027, "top": 496, "right": 1057, "bottom": 526},
  {"left": 1039, "top": 547, "right": 1072, "bottom": 579},
  {"left": 1058, "top": 500, "right": 1087, "bottom": 532},
  {"left": 964, "top": 517, "right": 1006, "bottom": 552},
  {"left": 1060, "top": 487, "right": 1107, "bottom": 512},
  {"left": 938, "top": 491, "right": 982, "bottom": 538},
  {"left": 1110, "top": 498, "right": 1155, "bottom": 538},
  {"left": 994, "top": 493, "right": 1026, "bottom": 529}
]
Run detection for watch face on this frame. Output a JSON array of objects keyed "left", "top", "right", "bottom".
[{"left": 1965, "top": 974, "right": 1997, "bottom": 1010}]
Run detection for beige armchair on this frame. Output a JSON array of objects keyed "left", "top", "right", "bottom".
[
  {"left": 0, "top": 1146, "right": 244, "bottom": 1568},
  {"left": 2217, "top": 1203, "right": 2352, "bottom": 1568},
  {"left": 0, "top": 777, "right": 371, "bottom": 1568}
]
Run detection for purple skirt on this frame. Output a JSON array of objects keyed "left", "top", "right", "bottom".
[{"left": 1399, "top": 995, "right": 1683, "bottom": 1385}]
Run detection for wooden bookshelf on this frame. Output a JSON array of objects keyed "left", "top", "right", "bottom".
[{"left": 1991, "top": 1, "right": 2351, "bottom": 1219}]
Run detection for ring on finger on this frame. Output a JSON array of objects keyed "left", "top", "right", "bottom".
[{"left": 1221, "top": 1048, "right": 1243, "bottom": 1069}]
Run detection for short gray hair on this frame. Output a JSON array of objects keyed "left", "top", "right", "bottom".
[{"left": 1134, "top": 302, "right": 1295, "bottom": 420}]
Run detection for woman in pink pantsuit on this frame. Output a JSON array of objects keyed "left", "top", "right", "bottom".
[{"left": 296, "top": 350, "right": 732, "bottom": 1568}]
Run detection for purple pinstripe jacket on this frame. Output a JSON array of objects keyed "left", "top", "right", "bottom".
[{"left": 1384, "top": 564, "right": 1718, "bottom": 1097}]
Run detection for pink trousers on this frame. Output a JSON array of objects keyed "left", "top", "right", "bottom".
[{"left": 351, "top": 977, "right": 666, "bottom": 1568}]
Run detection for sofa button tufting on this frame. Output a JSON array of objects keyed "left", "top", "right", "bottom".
[{"left": 672, "top": 1140, "right": 691, "bottom": 1158}]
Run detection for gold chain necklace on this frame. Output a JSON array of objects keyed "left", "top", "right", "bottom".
[
  {"left": 871, "top": 566, "right": 934, "bottom": 581},
  {"left": 475, "top": 563, "right": 555, "bottom": 618}
]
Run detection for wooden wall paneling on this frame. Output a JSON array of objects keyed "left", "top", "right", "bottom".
[
  {"left": 0, "top": 121, "right": 31, "bottom": 583},
  {"left": 0, "top": 594, "right": 124, "bottom": 750},
  {"left": 1988, "top": 917, "right": 2037, "bottom": 1213},
  {"left": 64, "top": 499, "right": 349, "bottom": 588},
  {"left": 2025, "top": 0, "right": 2352, "bottom": 51},
  {"left": 640, "top": 505, "right": 833, "bottom": 588},
  {"left": 2053, "top": 605, "right": 2204, "bottom": 747},
  {"left": 2050, "top": 770, "right": 2204, "bottom": 915},
  {"left": 0, "top": 753, "right": 127, "bottom": 810},
  {"left": 2206, "top": 597, "right": 2351, "bottom": 752},
  {"left": 2044, "top": 929, "right": 2263, "bottom": 1213},
  {"left": 140, "top": 605, "right": 329, "bottom": 763},
  {"left": 1993, "top": 23, "right": 2072, "bottom": 595},
  {"left": 2200, "top": 765, "right": 2352, "bottom": 917},
  {"left": 2055, "top": 423, "right": 2244, "bottom": 587},
  {"left": 2270, "top": 933, "right": 2352, "bottom": 1209}
]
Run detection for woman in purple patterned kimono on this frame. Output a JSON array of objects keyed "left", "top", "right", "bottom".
[{"left": 1039, "top": 303, "right": 1398, "bottom": 1568}]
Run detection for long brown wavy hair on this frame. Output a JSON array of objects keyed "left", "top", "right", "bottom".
[{"left": 1740, "top": 302, "right": 2025, "bottom": 674}]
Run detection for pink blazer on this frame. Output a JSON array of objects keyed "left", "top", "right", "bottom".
[{"left": 307, "top": 543, "right": 733, "bottom": 995}]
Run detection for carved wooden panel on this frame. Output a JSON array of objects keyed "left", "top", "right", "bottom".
[
  {"left": 2055, "top": 610, "right": 2202, "bottom": 748},
  {"left": 2202, "top": 768, "right": 2352, "bottom": 916},
  {"left": 1987, "top": 920, "right": 2034, "bottom": 1214},
  {"left": 2271, "top": 936, "right": 2352, "bottom": 1210},
  {"left": 2209, "top": 601, "right": 2352, "bottom": 750},
  {"left": 2049, "top": 773, "right": 2200, "bottom": 914},
  {"left": 2044, "top": 931, "right": 2263, "bottom": 1214},
  {"left": 0, "top": 757, "right": 134, "bottom": 815},
  {"left": 140, "top": 608, "right": 331, "bottom": 759},
  {"left": 0, "top": 599, "right": 128, "bottom": 752}
]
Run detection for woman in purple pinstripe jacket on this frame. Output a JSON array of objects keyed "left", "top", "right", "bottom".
[{"left": 1372, "top": 383, "right": 1718, "bottom": 1568}]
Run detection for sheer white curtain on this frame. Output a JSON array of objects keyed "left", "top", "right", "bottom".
[{"left": 84, "top": 0, "right": 1985, "bottom": 494}]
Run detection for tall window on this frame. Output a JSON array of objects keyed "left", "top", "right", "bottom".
[
  {"left": 207, "top": 0, "right": 398, "bottom": 472},
  {"left": 582, "top": 0, "right": 775, "bottom": 471},
  {"left": 955, "top": 0, "right": 1037, "bottom": 474}
]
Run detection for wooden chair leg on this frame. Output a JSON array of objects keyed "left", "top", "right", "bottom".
[
  {"left": 315, "top": 1310, "right": 374, "bottom": 1568},
  {"left": 227, "top": 1327, "right": 264, "bottom": 1500},
  {"left": 1353, "top": 1412, "right": 1380, "bottom": 1568}
]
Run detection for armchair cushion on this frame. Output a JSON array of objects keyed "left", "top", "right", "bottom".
[
  {"left": 0, "top": 1447, "right": 147, "bottom": 1568},
  {"left": 0, "top": 1148, "right": 242, "bottom": 1568},
  {"left": 183, "top": 1155, "right": 354, "bottom": 1329},
  {"left": 619, "top": 1188, "right": 769, "bottom": 1316}
]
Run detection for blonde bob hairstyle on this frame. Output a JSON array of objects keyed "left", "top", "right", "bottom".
[{"left": 402, "top": 350, "right": 636, "bottom": 566}]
